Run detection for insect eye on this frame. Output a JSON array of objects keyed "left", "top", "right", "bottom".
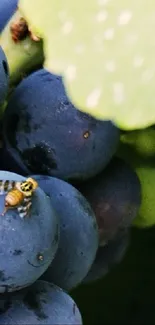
[
  {"left": 20, "top": 180, "right": 34, "bottom": 193},
  {"left": 28, "top": 184, "right": 33, "bottom": 190},
  {"left": 20, "top": 182, "right": 26, "bottom": 189}
]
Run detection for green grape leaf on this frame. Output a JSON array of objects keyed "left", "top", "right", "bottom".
[{"left": 19, "top": 0, "right": 155, "bottom": 129}]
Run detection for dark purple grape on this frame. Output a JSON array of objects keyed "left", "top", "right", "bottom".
[
  {"left": 30, "top": 175, "right": 99, "bottom": 291},
  {"left": 0, "top": 47, "right": 9, "bottom": 106},
  {"left": 78, "top": 157, "right": 141, "bottom": 245},
  {"left": 83, "top": 229, "right": 129, "bottom": 283},
  {"left": 0, "top": 145, "right": 28, "bottom": 175},
  {"left": 0, "top": 0, "right": 17, "bottom": 32},
  {"left": 0, "top": 171, "right": 59, "bottom": 293},
  {"left": 0, "top": 280, "right": 83, "bottom": 324},
  {"left": 3, "top": 70, "right": 120, "bottom": 181}
]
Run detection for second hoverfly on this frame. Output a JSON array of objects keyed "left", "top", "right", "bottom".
[{"left": 0, "top": 178, "right": 38, "bottom": 218}]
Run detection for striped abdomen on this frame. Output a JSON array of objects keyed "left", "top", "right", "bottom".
[
  {"left": 5, "top": 189, "right": 24, "bottom": 207},
  {"left": 0, "top": 180, "right": 16, "bottom": 194}
]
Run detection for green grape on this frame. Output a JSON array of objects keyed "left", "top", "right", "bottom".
[
  {"left": 120, "top": 128, "right": 155, "bottom": 158},
  {"left": 117, "top": 135, "right": 155, "bottom": 228},
  {"left": 19, "top": 0, "right": 155, "bottom": 130},
  {"left": 0, "top": 11, "right": 44, "bottom": 85},
  {"left": 133, "top": 165, "right": 155, "bottom": 228}
]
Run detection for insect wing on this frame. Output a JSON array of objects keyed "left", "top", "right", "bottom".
[{"left": 17, "top": 196, "right": 32, "bottom": 218}]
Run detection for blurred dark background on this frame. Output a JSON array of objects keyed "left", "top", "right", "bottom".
[{"left": 72, "top": 227, "right": 155, "bottom": 325}]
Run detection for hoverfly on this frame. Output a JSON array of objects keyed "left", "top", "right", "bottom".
[{"left": 0, "top": 178, "right": 38, "bottom": 218}]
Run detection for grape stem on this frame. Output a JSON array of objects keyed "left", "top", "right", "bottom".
[{"left": 0, "top": 10, "right": 44, "bottom": 86}]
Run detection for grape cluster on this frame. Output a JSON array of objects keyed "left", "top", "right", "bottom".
[{"left": 0, "top": 1, "right": 146, "bottom": 324}]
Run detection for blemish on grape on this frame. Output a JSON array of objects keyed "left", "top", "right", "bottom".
[
  {"left": 83, "top": 131, "right": 90, "bottom": 139},
  {"left": 37, "top": 254, "right": 44, "bottom": 262}
]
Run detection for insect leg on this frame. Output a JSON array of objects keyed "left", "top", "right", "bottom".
[
  {"left": 0, "top": 205, "right": 10, "bottom": 216},
  {"left": 17, "top": 196, "right": 32, "bottom": 219}
]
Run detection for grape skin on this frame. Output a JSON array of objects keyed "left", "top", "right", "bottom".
[
  {"left": 30, "top": 174, "right": 99, "bottom": 291},
  {"left": 0, "top": 171, "right": 59, "bottom": 293},
  {"left": 0, "top": 0, "right": 17, "bottom": 32},
  {"left": 0, "top": 280, "right": 83, "bottom": 324},
  {"left": 0, "top": 47, "right": 9, "bottom": 106},
  {"left": 83, "top": 229, "right": 129, "bottom": 283},
  {"left": 3, "top": 70, "right": 120, "bottom": 181},
  {"left": 78, "top": 157, "right": 141, "bottom": 245}
]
